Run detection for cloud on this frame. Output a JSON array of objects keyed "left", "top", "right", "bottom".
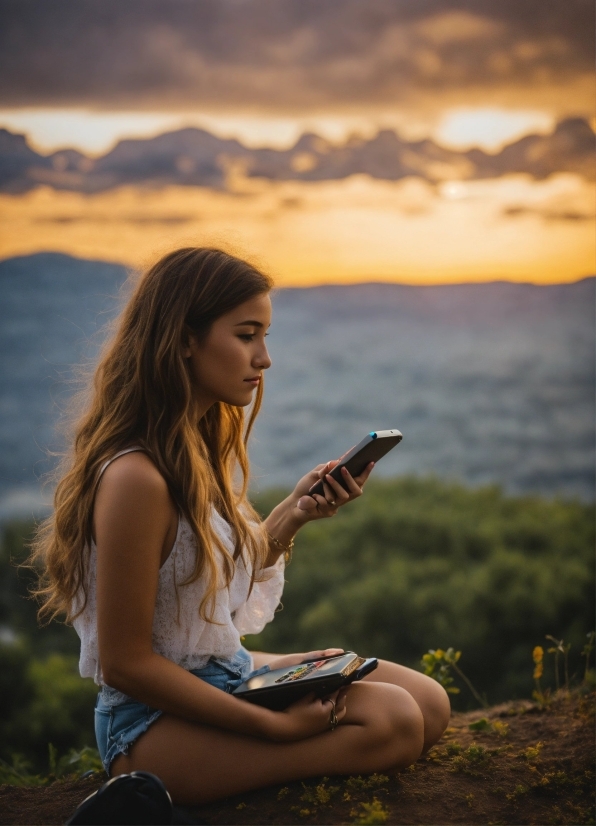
[
  {"left": 1, "top": 117, "right": 593, "bottom": 195},
  {"left": 503, "top": 205, "right": 593, "bottom": 222},
  {"left": 2, "top": 168, "right": 593, "bottom": 284},
  {"left": 0, "top": 0, "right": 592, "bottom": 112},
  {"left": 414, "top": 11, "right": 503, "bottom": 45}
]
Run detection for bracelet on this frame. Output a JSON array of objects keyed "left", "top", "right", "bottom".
[{"left": 266, "top": 530, "right": 295, "bottom": 564}]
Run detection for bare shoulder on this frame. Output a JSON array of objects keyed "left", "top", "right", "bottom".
[
  {"left": 95, "top": 450, "right": 176, "bottom": 530},
  {"left": 99, "top": 450, "right": 168, "bottom": 496},
  {"left": 93, "top": 452, "right": 177, "bottom": 621}
]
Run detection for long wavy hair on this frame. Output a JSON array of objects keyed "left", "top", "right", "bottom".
[{"left": 31, "top": 247, "right": 274, "bottom": 624}]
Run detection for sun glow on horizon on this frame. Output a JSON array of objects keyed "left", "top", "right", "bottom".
[
  {"left": 0, "top": 172, "right": 592, "bottom": 286},
  {"left": 0, "top": 108, "right": 383, "bottom": 155},
  {"left": 0, "top": 105, "right": 564, "bottom": 156},
  {"left": 436, "top": 107, "right": 556, "bottom": 152},
  {"left": 0, "top": 107, "right": 592, "bottom": 287}
]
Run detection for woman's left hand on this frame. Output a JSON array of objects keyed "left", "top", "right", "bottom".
[
  {"left": 291, "top": 459, "right": 374, "bottom": 522},
  {"left": 267, "top": 648, "right": 345, "bottom": 671}
]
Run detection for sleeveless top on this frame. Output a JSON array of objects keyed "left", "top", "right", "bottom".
[{"left": 72, "top": 448, "right": 285, "bottom": 692}]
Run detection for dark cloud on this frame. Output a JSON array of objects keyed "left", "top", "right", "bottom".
[
  {"left": 0, "top": 0, "right": 592, "bottom": 109},
  {"left": 1, "top": 117, "right": 593, "bottom": 193},
  {"left": 34, "top": 213, "right": 194, "bottom": 225},
  {"left": 503, "top": 206, "right": 594, "bottom": 222}
]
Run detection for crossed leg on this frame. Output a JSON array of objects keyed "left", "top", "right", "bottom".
[
  {"left": 112, "top": 680, "right": 424, "bottom": 805},
  {"left": 252, "top": 652, "right": 451, "bottom": 754},
  {"left": 111, "top": 655, "right": 450, "bottom": 805},
  {"left": 363, "top": 659, "right": 450, "bottom": 753}
]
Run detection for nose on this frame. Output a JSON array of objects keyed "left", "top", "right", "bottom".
[{"left": 254, "top": 340, "right": 272, "bottom": 371}]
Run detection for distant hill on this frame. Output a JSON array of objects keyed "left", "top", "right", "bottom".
[
  {"left": 0, "top": 117, "right": 594, "bottom": 194},
  {"left": 0, "top": 252, "right": 594, "bottom": 517},
  {"left": 0, "top": 253, "right": 129, "bottom": 516},
  {"left": 253, "top": 277, "right": 595, "bottom": 498}
]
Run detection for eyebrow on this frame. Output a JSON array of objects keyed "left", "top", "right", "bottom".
[{"left": 234, "top": 320, "right": 265, "bottom": 327}]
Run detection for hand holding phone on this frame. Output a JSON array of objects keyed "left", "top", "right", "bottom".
[{"left": 308, "top": 429, "right": 402, "bottom": 498}]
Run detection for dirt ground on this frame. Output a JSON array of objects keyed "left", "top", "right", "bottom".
[{"left": 0, "top": 690, "right": 593, "bottom": 826}]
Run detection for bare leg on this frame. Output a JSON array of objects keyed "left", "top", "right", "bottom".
[
  {"left": 249, "top": 651, "right": 451, "bottom": 753},
  {"left": 362, "top": 659, "right": 451, "bottom": 752},
  {"left": 111, "top": 681, "right": 424, "bottom": 805}
]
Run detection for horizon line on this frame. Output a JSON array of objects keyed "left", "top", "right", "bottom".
[{"left": 1, "top": 250, "right": 593, "bottom": 290}]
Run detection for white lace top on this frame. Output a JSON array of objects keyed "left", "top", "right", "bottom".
[{"left": 72, "top": 452, "right": 285, "bottom": 690}]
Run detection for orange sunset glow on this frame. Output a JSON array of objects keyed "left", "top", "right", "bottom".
[
  {"left": 1, "top": 171, "right": 593, "bottom": 285},
  {"left": 1, "top": 1, "right": 594, "bottom": 284}
]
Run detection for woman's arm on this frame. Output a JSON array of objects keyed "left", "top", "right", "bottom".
[
  {"left": 262, "top": 460, "right": 375, "bottom": 567},
  {"left": 93, "top": 452, "right": 342, "bottom": 742}
]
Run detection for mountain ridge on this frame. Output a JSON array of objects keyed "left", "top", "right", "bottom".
[{"left": 0, "top": 252, "right": 593, "bottom": 514}]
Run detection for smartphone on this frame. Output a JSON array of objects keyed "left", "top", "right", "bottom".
[{"left": 308, "top": 429, "right": 402, "bottom": 497}]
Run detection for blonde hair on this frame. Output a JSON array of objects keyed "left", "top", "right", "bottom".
[{"left": 31, "top": 247, "right": 274, "bottom": 624}]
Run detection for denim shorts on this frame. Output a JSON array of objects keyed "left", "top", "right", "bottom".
[{"left": 94, "top": 647, "right": 270, "bottom": 774}]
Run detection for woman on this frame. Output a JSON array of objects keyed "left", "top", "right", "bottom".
[{"left": 32, "top": 248, "right": 450, "bottom": 804}]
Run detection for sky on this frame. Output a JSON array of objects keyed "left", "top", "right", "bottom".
[{"left": 0, "top": 0, "right": 594, "bottom": 285}]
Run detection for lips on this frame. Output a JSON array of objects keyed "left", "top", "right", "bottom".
[{"left": 244, "top": 376, "right": 261, "bottom": 384}]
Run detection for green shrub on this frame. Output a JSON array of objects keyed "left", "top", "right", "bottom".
[
  {"left": 0, "top": 523, "right": 99, "bottom": 769},
  {"left": 26, "top": 654, "right": 97, "bottom": 758},
  {"left": 0, "top": 519, "right": 80, "bottom": 657},
  {"left": 0, "top": 642, "right": 96, "bottom": 769},
  {"left": 248, "top": 477, "right": 594, "bottom": 706},
  {"left": 0, "top": 640, "right": 35, "bottom": 755},
  {"left": 0, "top": 475, "right": 592, "bottom": 768}
]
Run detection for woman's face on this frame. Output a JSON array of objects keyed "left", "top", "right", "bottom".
[{"left": 185, "top": 292, "right": 272, "bottom": 410}]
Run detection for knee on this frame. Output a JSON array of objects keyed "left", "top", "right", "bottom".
[
  {"left": 368, "top": 685, "right": 425, "bottom": 771},
  {"left": 421, "top": 679, "right": 451, "bottom": 751},
  {"left": 389, "top": 687, "right": 425, "bottom": 769}
]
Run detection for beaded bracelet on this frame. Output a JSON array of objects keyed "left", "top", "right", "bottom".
[{"left": 266, "top": 530, "right": 295, "bottom": 564}]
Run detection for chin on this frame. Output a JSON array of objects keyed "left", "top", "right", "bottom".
[{"left": 221, "top": 391, "right": 256, "bottom": 407}]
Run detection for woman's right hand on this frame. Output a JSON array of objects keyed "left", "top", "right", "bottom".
[{"left": 265, "top": 689, "right": 348, "bottom": 742}]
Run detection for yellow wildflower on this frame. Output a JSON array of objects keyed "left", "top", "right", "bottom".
[{"left": 533, "top": 646, "right": 544, "bottom": 679}]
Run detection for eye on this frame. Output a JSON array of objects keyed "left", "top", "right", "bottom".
[{"left": 237, "top": 330, "right": 269, "bottom": 341}]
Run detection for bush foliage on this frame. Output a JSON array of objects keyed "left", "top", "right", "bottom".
[
  {"left": 0, "top": 521, "right": 96, "bottom": 769},
  {"left": 0, "top": 477, "right": 593, "bottom": 769},
  {"left": 247, "top": 477, "right": 594, "bottom": 705}
]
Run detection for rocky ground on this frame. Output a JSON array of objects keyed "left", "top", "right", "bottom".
[{"left": 0, "top": 690, "right": 593, "bottom": 826}]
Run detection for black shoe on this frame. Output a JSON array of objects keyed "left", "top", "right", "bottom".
[{"left": 66, "top": 771, "right": 174, "bottom": 825}]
